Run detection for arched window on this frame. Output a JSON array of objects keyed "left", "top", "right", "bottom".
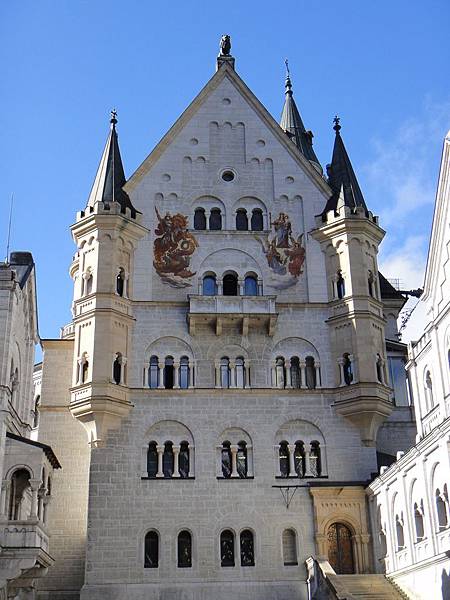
[
  {"left": 436, "top": 488, "right": 449, "bottom": 530},
  {"left": 237, "top": 441, "right": 248, "bottom": 478},
  {"left": 395, "top": 514, "right": 405, "bottom": 550},
  {"left": 276, "top": 356, "right": 286, "bottom": 389},
  {"left": 240, "top": 530, "right": 255, "bottom": 566},
  {"left": 178, "top": 530, "right": 192, "bottom": 567},
  {"left": 203, "top": 274, "right": 217, "bottom": 296},
  {"left": 179, "top": 441, "right": 190, "bottom": 478},
  {"left": 81, "top": 356, "right": 89, "bottom": 384},
  {"left": 251, "top": 208, "right": 264, "bottom": 231},
  {"left": 294, "top": 441, "right": 305, "bottom": 477},
  {"left": 147, "top": 442, "right": 158, "bottom": 478},
  {"left": 148, "top": 355, "right": 159, "bottom": 389},
  {"left": 305, "top": 356, "right": 316, "bottom": 389},
  {"left": 282, "top": 529, "right": 298, "bottom": 566},
  {"left": 290, "top": 357, "right": 301, "bottom": 389},
  {"left": 368, "top": 270, "right": 375, "bottom": 297},
  {"left": 220, "top": 530, "right": 235, "bottom": 567},
  {"left": 425, "top": 371, "right": 434, "bottom": 411},
  {"left": 236, "top": 209, "right": 248, "bottom": 231},
  {"left": 336, "top": 271, "right": 345, "bottom": 299},
  {"left": 244, "top": 275, "right": 258, "bottom": 296},
  {"left": 194, "top": 208, "right": 206, "bottom": 230},
  {"left": 163, "top": 441, "right": 174, "bottom": 478},
  {"left": 163, "top": 356, "right": 174, "bottom": 389},
  {"left": 8, "top": 469, "right": 31, "bottom": 520},
  {"left": 279, "top": 441, "right": 290, "bottom": 478},
  {"left": 376, "top": 354, "right": 384, "bottom": 383},
  {"left": 209, "top": 208, "right": 222, "bottom": 231},
  {"left": 85, "top": 271, "right": 93, "bottom": 295},
  {"left": 221, "top": 441, "right": 232, "bottom": 478},
  {"left": 220, "top": 357, "right": 230, "bottom": 388},
  {"left": 116, "top": 268, "right": 125, "bottom": 297},
  {"left": 113, "top": 352, "right": 122, "bottom": 385},
  {"left": 144, "top": 531, "right": 159, "bottom": 568},
  {"left": 414, "top": 501, "right": 425, "bottom": 541},
  {"left": 223, "top": 273, "right": 238, "bottom": 296},
  {"left": 235, "top": 357, "right": 245, "bottom": 388},
  {"left": 179, "top": 356, "right": 190, "bottom": 389},
  {"left": 343, "top": 353, "right": 353, "bottom": 385},
  {"left": 310, "top": 441, "right": 322, "bottom": 477},
  {"left": 33, "top": 395, "right": 40, "bottom": 429}
]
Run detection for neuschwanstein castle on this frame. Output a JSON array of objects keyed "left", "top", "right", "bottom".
[{"left": 0, "top": 38, "right": 449, "bottom": 600}]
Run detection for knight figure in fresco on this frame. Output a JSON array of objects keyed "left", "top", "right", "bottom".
[
  {"left": 257, "top": 212, "right": 305, "bottom": 288},
  {"left": 153, "top": 207, "right": 199, "bottom": 287}
]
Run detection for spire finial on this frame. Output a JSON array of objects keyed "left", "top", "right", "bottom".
[
  {"left": 284, "top": 58, "right": 292, "bottom": 94},
  {"left": 333, "top": 115, "right": 341, "bottom": 133},
  {"left": 110, "top": 109, "right": 118, "bottom": 128}
]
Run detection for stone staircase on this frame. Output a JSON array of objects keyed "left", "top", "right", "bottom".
[{"left": 329, "top": 574, "right": 410, "bottom": 599}]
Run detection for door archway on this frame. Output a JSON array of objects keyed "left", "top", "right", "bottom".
[{"left": 327, "top": 523, "right": 355, "bottom": 574}]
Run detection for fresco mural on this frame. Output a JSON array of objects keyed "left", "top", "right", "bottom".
[
  {"left": 153, "top": 207, "right": 199, "bottom": 287},
  {"left": 256, "top": 212, "right": 305, "bottom": 289}
]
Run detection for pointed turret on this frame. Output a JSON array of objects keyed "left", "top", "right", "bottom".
[
  {"left": 322, "top": 117, "right": 368, "bottom": 218},
  {"left": 86, "top": 110, "right": 137, "bottom": 217},
  {"left": 280, "top": 62, "right": 321, "bottom": 172}
]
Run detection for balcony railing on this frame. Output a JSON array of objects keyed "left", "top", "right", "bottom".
[{"left": 187, "top": 295, "right": 278, "bottom": 336}]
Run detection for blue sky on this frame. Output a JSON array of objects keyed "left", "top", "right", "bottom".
[{"left": 1, "top": 1, "right": 449, "bottom": 342}]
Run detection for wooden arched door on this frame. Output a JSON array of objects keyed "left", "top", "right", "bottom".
[{"left": 327, "top": 523, "right": 355, "bottom": 574}]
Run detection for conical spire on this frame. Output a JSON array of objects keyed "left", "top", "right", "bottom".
[
  {"left": 86, "top": 110, "right": 136, "bottom": 217},
  {"left": 322, "top": 116, "right": 368, "bottom": 217},
  {"left": 280, "top": 61, "right": 321, "bottom": 172}
]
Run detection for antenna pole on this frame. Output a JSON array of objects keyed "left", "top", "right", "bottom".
[{"left": 5, "top": 193, "right": 13, "bottom": 263}]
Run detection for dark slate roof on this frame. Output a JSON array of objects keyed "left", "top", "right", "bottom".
[
  {"left": 6, "top": 431, "right": 61, "bottom": 469},
  {"left": 9, "top": 252, "right": 34, "bottom": 289},
  {"left": 86, "top": 111, "right": 137, "bottom": 218},
  {"left": 322, "top": 118, "right": 368, "bottom": 217},
  {"left": 378, "top": 272, "right": 406, "bottom": 301},
  {"left": 280, "top": 72, "right": 321, "bottom": 171}
]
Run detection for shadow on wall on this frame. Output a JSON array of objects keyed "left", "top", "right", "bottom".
[{"left": 442, "top": 568, "right": 450, "bottom": 600}]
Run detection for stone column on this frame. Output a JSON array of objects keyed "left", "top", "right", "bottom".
[
  {"left": 360, "top": 533, "right": 371, "bottom": 573},
  {"left": 29, "top": 479, "right": 41, "bottom": 520},
  {"left": 337, "top": 358, "right": 345, "bottom": 387},
  {"left": 141, "top": 446, "right": 149, "bottom": 477},
  {"left": 276, "top": 364, "right": 284, "bottom": 389},
  {"left": 205, "top": 210, "right": 211, "bottom": 230},
  {"left": 274, "top": 446, "right": 282, "bottom": 477},
  {"left": 173, "top": 362, "right": 180, "bottom": 389},
  {"left": 172, "top": 445, "right": 180, "bottom": 478},
  {"left": 156, "top": 445, "right": 164, "bottom": 478},
  {"left": 0, "top": 480, "right": 10, "bottom": 518},
  {"left": 257, "top": 278, "right": 263, "bottom": 295},
  {"left": 304, "top": 449, "right": 313, "bottom": 477},
  {"left": 158, "top": 363, "right": 165, "bottom": 389},
  {"left": 215, "top": 361, "right": 221, "bottom": 388},
  {"left": 285, "top": 360, "right": 292, "bottom": 389},
  {"left": 189, "top": 363, "right": 195, "bottom": 388},
  {"left": 271, "top": 366, "right": 276, "bottom": 388},
  {"left": 244, "top": 362, "right": 251, "bottom": 389},
  {"left": 238, "top": 278, "right": 244, "bottom": 295},
  {"left": 143, "top": 366, "right": 148, "bottom": 387},
  {"left": 315, "top": 363, "right": 321, "bottom": 388},
  {"left": 229, "top": 362, "right": 236, "bottom": 389},
  {"left": 352, "top": 534, "right": 362, "bottom": 574},
  {"left": 315, "top": 533, "right": 327, "bottom": 559},
  {"left": 121, "top": 357, "right": 127, "bottom": 385},
  {"left": 230, "top": 445, "right": 238, "bottom": 477},
  {"left": 188, "top": 445, "right": 194, "bottom": 478},
  {"left": 217, "top": 280, "right": 223, "bottom": 295},
  {"left": 300, "top": 360, "right": 306, "bottom": 389},
  {"left": 38, "top": 486, "right": 46, "bottom": 521},
  {"left": 349, "top": 354, "right": 358, "bottom": 383},
  {"left": 288, "top": 444, "right": 296, "bottom": 477}
]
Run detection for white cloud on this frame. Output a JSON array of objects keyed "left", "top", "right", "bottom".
[{"left": 364, "top": 97, "right": 450, "bottom": 226}]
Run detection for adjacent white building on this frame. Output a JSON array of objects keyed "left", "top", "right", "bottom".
[{"left": 368, "top": 130, "right": 450, "bottom": 600}]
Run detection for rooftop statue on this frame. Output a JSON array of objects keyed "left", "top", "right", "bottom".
[{"left": 219, "top": 34, "right": 231, "bottom": 56}]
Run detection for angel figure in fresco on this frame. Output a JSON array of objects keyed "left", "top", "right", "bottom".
[
  {"left": 153, "top": 208, "right": 199, "bottom": 282},
  {"left": 285, "top": 234, "right": 306, "bottom": 277},
  {"left": 256, "top": 212, "right": 306, "bottom": 287}
]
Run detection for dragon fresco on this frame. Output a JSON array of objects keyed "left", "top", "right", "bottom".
[
  {"left": 256, "top": 212, "right": 305, "bottom": 289},
  {"left": 153, "top": 208, "right": 198, "bottom": 288}
]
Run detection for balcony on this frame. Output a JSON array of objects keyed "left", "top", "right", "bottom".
[{"left": 187, "top": 295, "right": 278, "bottom": 336}]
